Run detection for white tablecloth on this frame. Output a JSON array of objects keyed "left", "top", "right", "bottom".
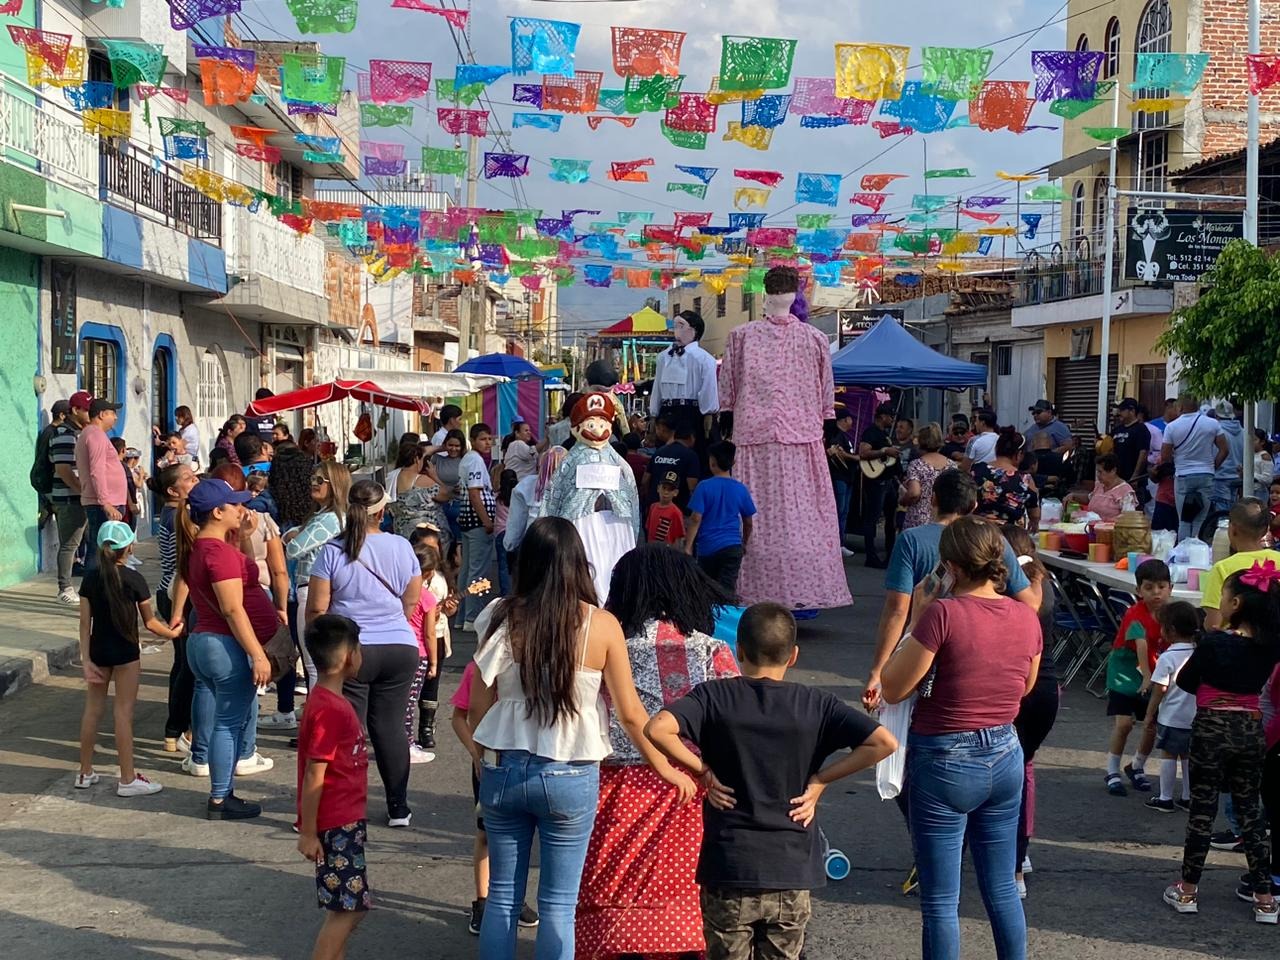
[{"left": 1040, "top": 550, "right": 1202, "bottom": 604}]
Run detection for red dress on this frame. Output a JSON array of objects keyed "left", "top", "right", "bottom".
[{"left": 574, "top": 620, "right": 739, "bottom": 959}]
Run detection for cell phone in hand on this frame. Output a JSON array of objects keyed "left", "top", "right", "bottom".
[{"left": 923, "top": 561, "right": 954, "bottom": 599}]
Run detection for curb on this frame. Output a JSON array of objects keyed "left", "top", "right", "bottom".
[{"left": 0, "top": 637, "right": 82, "bottom": 700}]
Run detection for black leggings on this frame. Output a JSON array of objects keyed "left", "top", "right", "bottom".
[
  {"left": 1014, "top": 678, "right": 1060, "bottom": 866},
  {"left": 342, "top": 643, "right": 419, "bottom": 815},
  {"left": 419, "top": 631, "right": 445, "bottom": 706},
  {"left": 1261, "top": 741, "right": 1280, "bottom": 879},
  {"left": 158, "top": 591, "right": 194, "bottom": 739}
]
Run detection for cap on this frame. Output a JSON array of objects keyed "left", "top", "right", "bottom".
[
  {"left": 50, "top": 399, "right": 70, "bottom": 417},
  {"left": 1117, "top": 397, "right": 1139, "bottom": 412},
  {"left": 88, "top": 398, "right": 122, "bottom": 417},
  {"left": 659, "top": 470, "right": 680, "bottom": 487},
  {"left": 96, "top": 520, "right": 136, "bottom": 550},
  {"left": 1214, "top": 400, "right": 1236, "bottom": 419},
  {"left": 124, "top": 447, "right": 142, "bottom": 459},
  {"left": 69, "top": 390, "right": 92, "bottom": 411},
  {"left": 571, "top": 392, "right": 613, "bottom": 428},
  {"left": 1029, "top": 399, "right": 1054, "bottom": 413},
  {"left": 187, "top": 477, "right": 254, "bottom": 513}
]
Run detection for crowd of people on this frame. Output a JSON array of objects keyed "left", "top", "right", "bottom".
[{"left": 33, "top": 291, "right": 1280, "bottom": 960}]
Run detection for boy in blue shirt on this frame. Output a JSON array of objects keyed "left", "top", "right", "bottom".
[{"left": 686, "top": 442, "right": 757, "bottom": 597}]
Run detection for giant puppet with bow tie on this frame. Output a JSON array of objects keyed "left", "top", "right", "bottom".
[
  {"left": 649, "top": 310, "right": 719, "bottom": 457},
  {"left": 542, "top": 392, "right": 641, "bottom": 603}
]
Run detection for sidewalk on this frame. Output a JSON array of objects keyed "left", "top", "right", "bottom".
[{"left": 0, "top": 540, "right": 160, "bottom": 699}]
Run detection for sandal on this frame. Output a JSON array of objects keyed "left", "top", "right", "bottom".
[
  {"left": 1123, "top": 762, "right": 1152, "bottom": 792},
  {"left": 1105, "top": 773, "right": 1128, "bottom": 797},
  {"left": 1163, "top": 882, "right": 1198, "bottom": 914}
]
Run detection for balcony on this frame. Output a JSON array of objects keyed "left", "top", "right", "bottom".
[
  {"left": 217, "top": 206, "right": 329, "bottom": 325},
  {"left": 1011, "top": 240, "right": 1173, "bottom": 329},
  {"left": 100, "top": 141, "right": 221, "bottom": 243},
  {"left": 412, "top": 313, "right": 460, "bottom": 340},
  {"left": 0, "top": 77, "right": 99, "bottom": 195}
]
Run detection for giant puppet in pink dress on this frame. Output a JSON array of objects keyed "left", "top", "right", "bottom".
[{"left": 717, "top": 266, "right": 853, "bottom": 611}]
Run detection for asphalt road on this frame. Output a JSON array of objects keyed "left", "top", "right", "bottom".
[{"left": 0, "top": 564, "right": 1273, "bottom": 959}]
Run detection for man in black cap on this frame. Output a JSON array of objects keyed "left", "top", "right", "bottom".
[
  {"left": 1109, "top": 397, "right": 1151, "bottom": 486},
  {"left": 1024, "top": 399, "right": 1075, "bottom": 456},
  {"left": 649, "top": 310, "right": 719, "bottom": 456}
]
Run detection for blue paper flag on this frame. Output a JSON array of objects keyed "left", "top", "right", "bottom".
[
  {"left": 800, "top": 115, "right": 853, "bottom": 128},
  {"left": 513, "top": 113, "right": 563, "bottom": 131},
  {"left": 977, "top": 236, "right": 994, "bottom": 255},
  {"left": 675, "top": 165, "right": 719, "bottom": 184},
  {"left": 296, "top": 133, "right": 340, "bottom": 152},
  {"left": 879, "top": 80, "right": 957, "bottom": 134},
  {"left": 728, "top": 213, "right": 766, "bottom": 231},
  {"left": 583, "top": 264, "right": 614, "bottom": 287},
  {"left": 1020, "top": 213, "right": 1043, "bottom": 239},
  {"left": 510, "top": 17, "right": 580, "bottom": 77},
  {"left": 795, "top": 172, "right": 842, "bottom": 208},
  {"left": 741, "top": 94, "right": 792, "bottom": 129},
  {"left": 455, "top": 64, "right": 509, "bottom": 88}
]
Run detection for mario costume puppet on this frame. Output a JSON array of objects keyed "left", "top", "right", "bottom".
[{"left": 542, "top": 392, "right": 641, "bottom": 603}]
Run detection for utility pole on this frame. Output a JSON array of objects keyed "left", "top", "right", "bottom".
[
  {"left": 1097, "top": 80, "right": 1121, "bottom": 433},
  {"left": 458, "top": 133, "right": 480, "bottom": 361},
  {"left": 1243, "top": 0, "right": 1261, "bottom": 496}
]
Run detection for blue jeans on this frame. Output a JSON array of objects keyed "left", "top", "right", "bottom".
[
  {"left": 83, "top": 505, "right": 125, "bottom": 572},
  {"left": 833, "top": 479, "right": 852, "bottom": 548},
  {"left": 908, "top": 724, "right": 1026, "bottom": 960},
  {"left": 190, "top": 678, "right": 257, "bottom": 765},
  {"left": 495, "top": 540, "right": 512, "bottom": 596},
  {"left": 478, "top": 750, "right": 600, "bottom": 960},
  {"left": 1175, "top": 473, "right": 1213, "bottom": 541},
  {"left": 1211, "top": 479, "right": 1241, "bottom": 514},
  {"left": 460, "top": 526, "right": 496, "bottom": 624},
  {"left": 186, "top": 631, "right": 256, "bottom": 799}
]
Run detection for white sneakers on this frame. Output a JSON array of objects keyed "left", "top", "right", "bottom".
[
  {"left": 181, "top": 755, "right": 210, "bottom": 777},
  {"left": 117, "top": 774, "right": 162, "bottom": 797},
  {"left": 408, "top": 745, "right": 436, "bottom": 764},
  {"left": 840, "top": 547, "right": 856, "bottom": 558},
  {"left": 257, "top": 711, "right": 298, "bottom": 730},
  {"left": 57, "top": 588, "right": 78, "bottom": 605},
  {"left": 235, "top": 752, "right": 274, "bottom": 776},
  {"left": 75, "top": 770, "right": 162, "bottom": 797}
]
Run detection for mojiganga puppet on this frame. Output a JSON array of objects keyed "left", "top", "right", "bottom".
[{"left": 542, "top": 392, "right": 640, "bottom": 603}]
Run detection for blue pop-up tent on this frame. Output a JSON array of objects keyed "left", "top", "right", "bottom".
[{"left": 831, "top": 317, "right": 988, "bottom": 388}]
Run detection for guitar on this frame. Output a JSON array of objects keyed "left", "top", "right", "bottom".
[
  {"left": 465, "top": 578, "right": 492, "bottom": 596},
  {"left": 860, "top": 456, "right": 899, "bottom": 480}
]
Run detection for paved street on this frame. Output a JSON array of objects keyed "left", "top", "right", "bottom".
[{"left": 0, "top": 564, "right": 1274, "bottom": 960}]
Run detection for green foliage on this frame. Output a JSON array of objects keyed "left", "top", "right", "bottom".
[{"left": 1157, "top": 239, "right": 1280, "bottom": 402}]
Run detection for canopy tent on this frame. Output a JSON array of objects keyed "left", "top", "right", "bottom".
[
  {"left": 597, "top": 305, "right": 671, "bottom": 337},
  {"left": 831, "top": 317, "right": 988, "bottom": 388},
  {"left": 246, "top": 379, "right": 431, "bottom": 416},
  {"left": 337, "top": 369, "right": 507, "bottom": 398},
  {"left": 454, "top": 353, "right": 542, "bottom": 378}
]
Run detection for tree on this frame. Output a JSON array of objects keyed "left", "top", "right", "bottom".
[{"left": 1158, "top": 239, "right": 1280, "bottom": 402}]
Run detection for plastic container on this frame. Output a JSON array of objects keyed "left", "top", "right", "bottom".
[
  {"left": 820, "top": 828, "right": 850, "bottom": 881},
  {"left": 1063, "top": 533, "right": 1090, "bottom": 553},
  {"left": 1211, "top": 518, "right": 1231, "bottom": 565}
]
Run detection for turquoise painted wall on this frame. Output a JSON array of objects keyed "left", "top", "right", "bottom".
[{"left": 0, "top": 248, "right": 40, "bottom": 586}]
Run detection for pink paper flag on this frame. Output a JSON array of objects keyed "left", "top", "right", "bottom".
[{"left": 389, "top": 0, "right": 467, "bottom": 29}]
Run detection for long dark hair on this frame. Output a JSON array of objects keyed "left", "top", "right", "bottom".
[
  {"left": 1222, "top": 569, "right": 1280, "bottom": 641},
  {"left": 147, "top": 463, "right": 187, "bottom": 504},
  {"left": 97, "top": 544, "right": 140, "bottom": 644},
  {"left": 339, "top": 479, "right": 386, "bottom": 561},
  {"left": 394, "top": 440, "right": 422, "bottom": 469},
  {"left": 216, "top": 414, "right": 246, "bottom": 443},
  {"left": 488, "top": 517, "right": 597, "bottom": 725},
  {"left": 606, "top": 543, "right": 729, "bottom": 638}
]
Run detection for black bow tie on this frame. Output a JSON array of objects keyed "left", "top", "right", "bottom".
[{"left": 669, "top": 345, "right": 685, "bottom": 357}]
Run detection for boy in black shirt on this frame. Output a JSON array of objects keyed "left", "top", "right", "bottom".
[{"left": 646, "top": 603, "right": 895, "bottom": 960}]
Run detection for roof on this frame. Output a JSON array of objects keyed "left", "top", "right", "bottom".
[
  {"left": 1171, "top": 135, "right": 1280, "bottom": 181},
  {"left": 831, "top": 317, "right": 988, "bottom": 388}
]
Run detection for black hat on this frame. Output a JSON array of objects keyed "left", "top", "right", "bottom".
[
  {"left": 1117, "top": 397, "right": 1139, "bottom": 412},
  {"left": 1028, "top": 399, "right": 1054, "bottom": 414},
  {"left": 658, "top": 470, "right": 680, "bottom": 487},
  {"left": 50, "top": 399, "right": 70, "bottom": 417},
  {"left": 89, "top": 398, "right": 122, "bottom": 417}
]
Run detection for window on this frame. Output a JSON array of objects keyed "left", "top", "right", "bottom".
[
  {"left": 995, "top": 345, "right": 1013, "bottom": 377},
  {"left": 197, "top": 349, "right": 228, "bottom": 423},
  {"left": 1135, "top": 0, "right": 1172, "bottom": 131},
  {"left": 1104, "top": 18, "right": 1122, "bottom": 79},
  {"left": 1075, "top": 33, "right": 1089, "bottom": 53},
  {"left": 716, "top": 291, "right": 727, "bottom": 318},
  {"left": 1072, "top": 182, "right": 1086, "bottom": 238},
  {"left": 82, "top": 339, "right": 119, "bottom": 404},
  {"left": 1136, "top": 131, "right": 1169, "bottom": 202},
  {"left": 1137, "top": 363, "right": 1167, "bottom": 417},
  {"left": 1092, "top": 177, "right": 1108, "bottom": 250},
  {"left": 692, "top": 295, "right": 702, "bottom": 317}
]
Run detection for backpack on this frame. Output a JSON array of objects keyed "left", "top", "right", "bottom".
[{"left": 30, "top": 424, "right": 57, "bottom": 496}]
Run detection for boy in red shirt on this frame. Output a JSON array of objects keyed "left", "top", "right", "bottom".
[
  {"left": 1103, "top": 559, "right": 1172, "bottom": 796},
  {"left": 646, "top": 473, "right": 687, "bottom": 547},
  {"left": 297, "top": 614, "right": 371, "bottom": 958}
]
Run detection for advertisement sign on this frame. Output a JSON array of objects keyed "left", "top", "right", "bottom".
[
  {"left": 838, "top": 308, "right": 903, "bottom": 349},
  {"left": 1125, "top": 208, "right": 1243, "bottom": 283}
]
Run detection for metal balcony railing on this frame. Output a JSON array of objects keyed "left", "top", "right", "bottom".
[
  {"left": 99, "top": 141, "right": 222, "bottom": 244},
  {"left": 1012, "top": 237, "right": 1129, "bottom": 307},
  {"left": 0, "top": 76, "right": 99, "bottom": 195}
]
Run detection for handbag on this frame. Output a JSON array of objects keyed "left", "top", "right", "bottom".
[{"left": 262, "top": 621, "right": 296, "bottom": 682}]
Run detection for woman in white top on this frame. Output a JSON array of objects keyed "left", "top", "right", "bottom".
[{"left": 468, "top": 516, "right": 694, "bottom": 960}]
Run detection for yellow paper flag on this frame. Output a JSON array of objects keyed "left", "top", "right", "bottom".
[{"left": 835, "top": 43, "right": 910, "bottom": 100}]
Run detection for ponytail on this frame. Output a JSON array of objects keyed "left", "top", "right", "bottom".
[
  {"left": 340, "top": 479, "right": 387, "bottom": 562},
  {"left": 176, "top": 503, "right": 203, "bottom": 582},
  {"left": 97, "top": 545, "right": 139, "bottom": 644},
  {"left": 148, "top": 463, "right": 186, "bottom": 503}
]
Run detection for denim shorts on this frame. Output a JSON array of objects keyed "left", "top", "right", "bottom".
[
  {"left": 316, "top": 821, "right": 372, "bottom": 912},
  {"left": 1155, "top": 723, "right": 1192, "bottom": 757}
]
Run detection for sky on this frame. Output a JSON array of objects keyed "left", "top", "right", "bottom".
[{"left": 242, "top": 0, "right": 1069, "bottom": 336}]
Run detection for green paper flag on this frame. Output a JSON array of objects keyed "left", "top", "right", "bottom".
[
  {"left": 921, "top": 47, "right": 993, "bottom": 101},
  {"left": 668, "top": 182, "right": 708, "bottom": 199},
  {"left": 743, "top": 267, "right": 767, "bottom": 293},
  {"left": 436, "top": 78, "right": 486, "bottom": 106},
  {"left": 796, "top": 214, "right": 834, "bottom": 229},
  {"left": 661, "top": 122, "right": 707, "bottom": 150},
  {"left": 361, "top": 104, "right": 413, "bottom": 127},
  {"left": 422, "top": 147, "right": 467, "bottom": 175},
  {"left": 625, "top": 73, "right": 683, "bottom": 113},
  {"left": 1083, "top": 127, "right": 1128, "bottom": 142},
  {"left": 719, "top": 36, "right": 797, "bottom": 91},
  {"left": 1026, "top": 184, "right": 1068, "bottom": 201},
  {"left": 924, "top": 168, "right": 972, "bottom": 179}
]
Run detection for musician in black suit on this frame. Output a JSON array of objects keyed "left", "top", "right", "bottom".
[{"left": 858, "top": 404, "right": 901, "bottom": 568}]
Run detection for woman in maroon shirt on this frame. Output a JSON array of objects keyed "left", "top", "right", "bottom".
[
  {"left": 881, "top": 517, "right": 1042, "bottom": 960},
  {"left": 180, "top": 477, "right": 281, "bottom": 821}
]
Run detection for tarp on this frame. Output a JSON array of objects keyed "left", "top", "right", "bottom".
[
  {"left": 454, "top": 352, "right": 543, "bottom": 378},
  {"left": 831, "top": 317, "right": 988, "bottom": 388},
  {"left": 597, "top": 305, "right": 670, "bottom": 336},
  {"left": 337, "top": 369, "right": 507, "bottom": 397},
  {"left": 246, "top": 379, "right": 431, "bottom": 416}
]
